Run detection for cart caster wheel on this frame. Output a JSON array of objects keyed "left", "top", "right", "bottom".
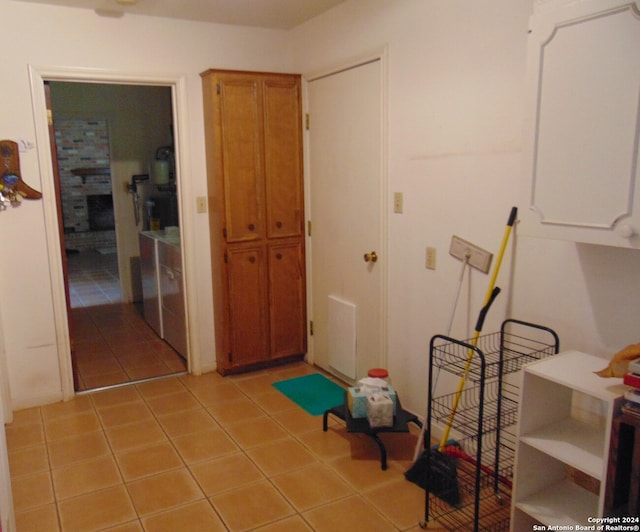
[
  {"left": 419, "top": 520, "right": 428, "bottom": 529},
  {"left": 495, "top": 493, "right": 505, "bottom": 505}
]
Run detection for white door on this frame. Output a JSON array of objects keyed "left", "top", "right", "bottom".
[{"left": 307, "top": 58, "right": 385, "bottom": 382}]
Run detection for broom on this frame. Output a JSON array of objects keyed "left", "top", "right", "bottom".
[{"left": 424, "top": 207, "right": 517, "bottom": 508}]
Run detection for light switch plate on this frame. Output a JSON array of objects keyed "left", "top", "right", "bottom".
[
  {"left": 393, "top": 192, "right": 403, "bottom": 214},
  {"left": 196, "top": 196, "right": 207, "bottom": 214},
  {"left": 426, "top": 246, "right": 436, "bottom": 270}
]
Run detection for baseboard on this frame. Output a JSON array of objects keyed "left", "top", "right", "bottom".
[{"left": 11, "top": 389, "right": 65, "bottom": 411}]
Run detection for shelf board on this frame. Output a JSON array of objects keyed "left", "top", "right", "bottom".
[
  {"left": 525, "top": 350, "right": 627, "bottom": 401},
  {"left": 520, "top": 417, "right": 604, "bottom": 479},
  {"left": 515, "top": 478, "right": 598, "bottom": 526}
]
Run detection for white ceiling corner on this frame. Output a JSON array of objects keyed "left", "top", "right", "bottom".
[{"left": 11, "top": 0, "right": 346, "bottom": 29}]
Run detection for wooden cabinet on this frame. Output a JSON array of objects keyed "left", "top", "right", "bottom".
[
  {"left": 519, "top": 0, "right": 640, "bottom": 247},
  {"left": 511, "top": 351, "right": 625, "bottom": 529},
  {"left": 225, "top": 246, "right": 269, "bottom": 367},
  {"left": 268, "top": 241, "right": 306, "bottom": 359},
  {"left": 201, "top": 69, "right": 306, "bottom": 374}
]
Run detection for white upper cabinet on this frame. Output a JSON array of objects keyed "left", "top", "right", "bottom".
[{"left": 520, "top": 0, "right": 640, "bottom": 247}]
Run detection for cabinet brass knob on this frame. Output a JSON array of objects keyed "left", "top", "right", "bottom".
[
  {"left": 249, "top": 256, "right": 256, "bottom": 263},
  {"left": 276, "top": 253, "right": 283, "bottom": 260},
  {"left": 248, "top": 223, "right": 255, "bottom": 231},
  {"left": 276, "top": 221, "right": 283, "bottom": 228},
  {"left": 363, "top": 251, "right": 378, "bottom": 263}
]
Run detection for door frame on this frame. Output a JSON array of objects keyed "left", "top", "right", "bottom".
[
  {"left": 302, "top": 47, "right": 389, "bottom": 372},
  {"left": 28, "top": 65, "right": 199, "bottom": 400}
]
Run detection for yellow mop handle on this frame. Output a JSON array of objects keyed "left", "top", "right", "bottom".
[{"left": 438, "top": 207, "right": 517, "bottom": 450}]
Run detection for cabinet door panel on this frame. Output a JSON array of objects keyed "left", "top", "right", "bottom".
[
  {"left": 532, "top": 6, "right": 640, "bottom": 228},
  {"left": 521, "top": 2, "right": 640, "bottom": 247},
  {"left": 218, "top": 78, "right": 264, "bottom": 242},
  {"left": 264, "top": 78, "right": 304, "bottom": 239},
  {"left": 227, "top": 246, "right": 269, "bottom": 366},
  {"left": 269, "top": 241, "right": 306, "bottom": 359},
  {"left": 162, "top": 304, "right": 187, "bottom": 359}
]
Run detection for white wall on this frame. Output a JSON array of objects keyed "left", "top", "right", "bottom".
[
  {"left": 0, "top": 291, "right": 16, "bottom": 532},
  {"left": 291, "top": 0, "right": 640, "bottom": 415},
  {"left": 0, "top": 0, "right": 293, "bottom": 408}
]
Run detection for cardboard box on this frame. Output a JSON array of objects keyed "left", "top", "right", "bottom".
[{"left": 348, "top": 384, "right": 397, "bottom": 419}]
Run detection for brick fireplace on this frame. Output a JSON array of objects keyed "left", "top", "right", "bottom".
[{"left": 54, "top": 119, "right": 116, "bottom": 251}]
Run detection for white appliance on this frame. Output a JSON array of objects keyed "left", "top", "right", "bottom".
[
  {"left": 139, "top": 231, "right": 162, "bottom": 337},
  {"left": 139, "top": 230, "right": 187, "bottom": 358}
]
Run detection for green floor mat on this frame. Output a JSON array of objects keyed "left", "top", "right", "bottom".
[{"left": 272, "top": 373, "right": 345, "bottom": 416}]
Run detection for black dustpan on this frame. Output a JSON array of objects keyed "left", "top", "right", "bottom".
[{"left": 404, "top": 446, "right": 462, "bottom": 508}]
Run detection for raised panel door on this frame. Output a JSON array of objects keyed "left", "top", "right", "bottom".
[
  {"left": 520, "top": 1, "right": 640, "bottom": 247},
  {"left": 268, "top": 241, "right": 306, "bottom": 359},
  {"left": 226, "top": 246, "right": 269, "bottom": 367},
  {"left": 217, "top": 75, "right": 264, "bottom": 243},
  {"left": 308, "top": 59, "right": 384, "bottom": 380},
  {"left": 263, "top": 76, "right": 304, "bottom": 239}
]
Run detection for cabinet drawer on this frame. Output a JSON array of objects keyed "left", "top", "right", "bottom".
[{"left": 158, "top": 240, "right": 182, "bottom": 271}]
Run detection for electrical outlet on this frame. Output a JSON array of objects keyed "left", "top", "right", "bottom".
[
  {"left": 196, "top": 196, "right": 208, "bottom": 214},
  {"left": 426, "top": 246, "right": 436, "bottom": 270},
  {"left": 449, "top": 235, "right": 493, "bottom": 273},
  {"left": 393, "top": 192, "right": 403, "bottom": 213}
]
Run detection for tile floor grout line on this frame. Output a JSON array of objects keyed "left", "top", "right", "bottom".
[
  {"left": 216, "top": 372, "right": 378, "bottom": 531},
  {"left": 88, "top": 380, "right": 205, "bottom": 529},
  {"left": 8, "top": 365, "right": 429, "bottom": 531},
  {"left": 130, "top": 377, "right": 241, "bottom": 529}
]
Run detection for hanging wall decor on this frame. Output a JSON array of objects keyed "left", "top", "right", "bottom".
[{"left": 1, "top": 139, "right": 42, "bottom": 210}]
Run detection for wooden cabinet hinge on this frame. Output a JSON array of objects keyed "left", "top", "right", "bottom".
[
  {"left": 307, "top": 221, "right": 311, "bottom": 237},
  {"left": 222, "top": 227, "right": 227, "bottom": 239},
  {"left": 305, "top": 113, "right": 310, "bottom": 130},
  {"left": 216, "top": 83, "right": 221, "bottom": 95},
  {"left": 224, "top": 252, "right": 228, "bottom": 263},
  {"left": 228, "top": 352, "right": 232, "bottom": 362},
  {"left": 309, "top": 320, "right": 314, "bottom": 336}
]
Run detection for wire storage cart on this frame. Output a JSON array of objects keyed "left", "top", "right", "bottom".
[{"left": 421, "top": 319, "right": 559, "bottom": 531}]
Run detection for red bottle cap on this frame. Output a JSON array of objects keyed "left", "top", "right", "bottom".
[{"left": 367, "top": 368, "right": 389, "bottom": 379}]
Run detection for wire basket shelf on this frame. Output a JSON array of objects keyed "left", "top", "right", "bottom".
[
  {"left": 430, "top": 320, "right": 559, "bottom": 382},
  {"left": 422, "top": 319, "right": 559, "bottom": 532}
]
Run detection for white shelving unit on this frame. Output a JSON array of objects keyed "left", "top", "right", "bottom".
[{"left": 511, "top": 351, "right": 625, "bottom": 530}]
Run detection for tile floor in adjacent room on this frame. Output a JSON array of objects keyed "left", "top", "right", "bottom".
[
  {"left": 71, "top": 303, "right": 188, "bottom": 391},
  {"left": 6, "top": 362, "right": 444, "bottom": 531},
  {"left": 66, "top": 249, "right": 187, "bottom": 391}
]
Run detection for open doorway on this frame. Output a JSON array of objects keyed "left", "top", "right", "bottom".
[{"left": 47, "top": 81, "right": 188, "bottom": 392}]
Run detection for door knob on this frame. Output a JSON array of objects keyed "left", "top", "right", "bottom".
[{"left": 363, "top": 251, "right": 378, "bottom": 263}]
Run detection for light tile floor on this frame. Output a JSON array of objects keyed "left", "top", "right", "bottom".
[
  {"left": 67, "top": 249, "right": 122, "bottom": 309},
  {"left": 66, "top": 249, "right": 187, "bottom": 391},
  {"left": 6, "top": 363, "right": 444, "bottom": 531}
]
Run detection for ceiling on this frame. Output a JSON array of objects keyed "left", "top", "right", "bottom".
[{"left": 12, "top": 0, "right": 346, "bottom": 29}]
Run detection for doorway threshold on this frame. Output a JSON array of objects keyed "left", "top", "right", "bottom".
[{"left": 75, "top": 370, "right": 189, "bottom": 396}]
